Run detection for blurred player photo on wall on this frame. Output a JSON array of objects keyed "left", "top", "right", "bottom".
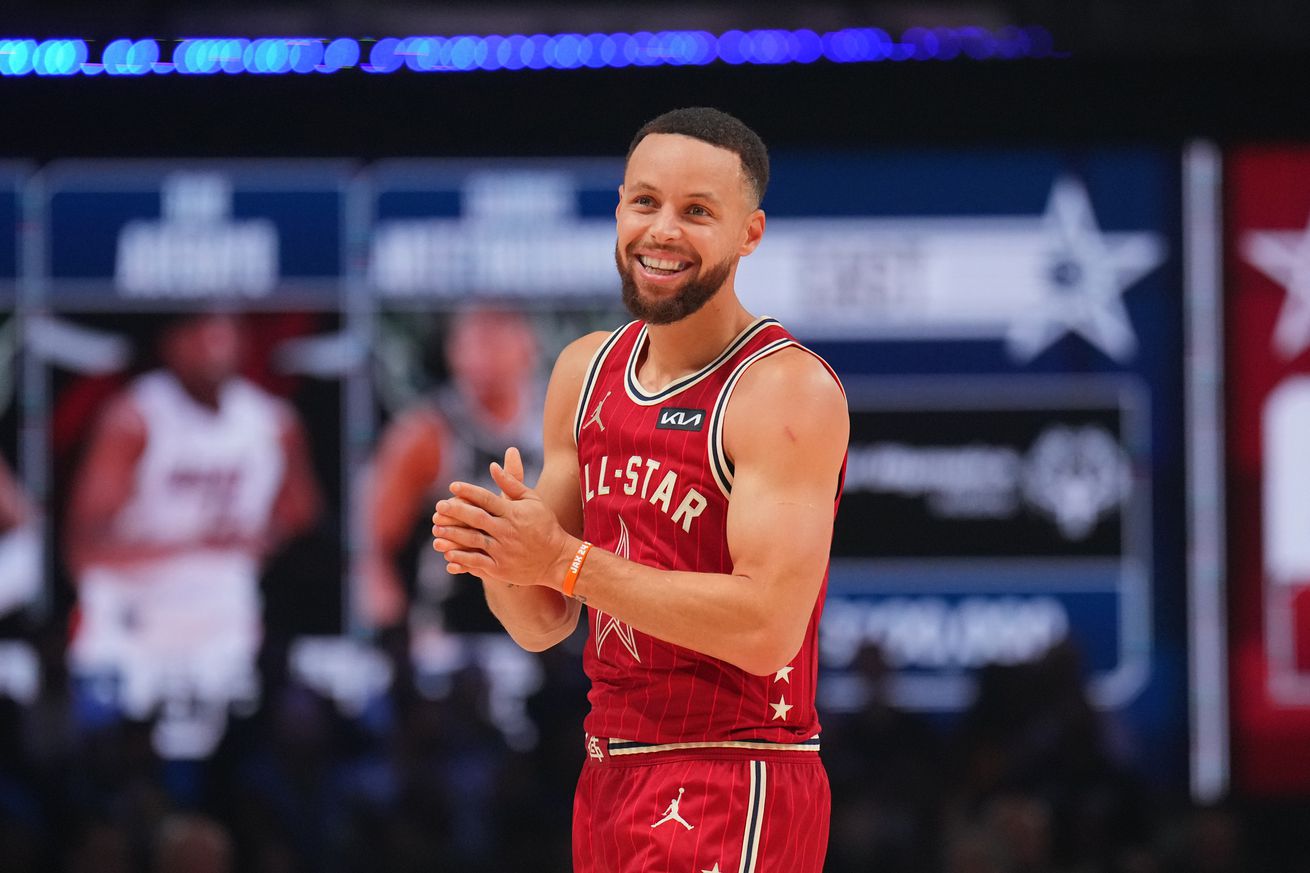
[
  {"left": 0, "top": 313, "right": 40, "bottom": 628},
  {"left": 42, "top": 309, "right": 340, "bottom": 759},
  {"left": 357, "top": 303, "right": 619, "bottom": 700}
]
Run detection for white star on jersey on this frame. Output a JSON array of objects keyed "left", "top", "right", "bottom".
[
  {"left": 1241, "top": 214, "right": 1310, "bottom": 358},
  {"left": 701, "top": 865, "right": 722, "bottom": 873},
  {"left": 594, "top": 516, "right": 641, "bottom": 662},
  {"left": 773, "top": 666, "right": 793, "bottom": 683},
  {"left": 770, "top": 696, "right": 793, "bottom": 720}
]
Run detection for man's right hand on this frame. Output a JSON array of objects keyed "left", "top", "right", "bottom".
[{"left": 431, "top": 445, "right": 526, "bottom": 576}]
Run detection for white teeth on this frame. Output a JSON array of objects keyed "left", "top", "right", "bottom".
[{"left": 639, "top": 256, "right": 687, "bottom": 272}]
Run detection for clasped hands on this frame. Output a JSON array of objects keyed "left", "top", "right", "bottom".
[{"left": 430, "top": 446, "right": 575, "bottom": 591}]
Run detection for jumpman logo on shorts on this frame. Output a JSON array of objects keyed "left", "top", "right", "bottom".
[
  {"left": 583, "top": 391, "right": 611, "bottom": 432},
  {"left": 651, "top": 787, "right": 694, "bottom": 831}
]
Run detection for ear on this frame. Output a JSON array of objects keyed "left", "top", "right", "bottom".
[
  {"left": 615, "top": 184, "right": 624, "bottom": 220},
  {"left": 738, "top": 208, "right": 766, "bottom": 257}
]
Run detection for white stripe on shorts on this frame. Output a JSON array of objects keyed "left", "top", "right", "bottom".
[{"left": 738, "top": 760, "right": 767, "bottom": 873}]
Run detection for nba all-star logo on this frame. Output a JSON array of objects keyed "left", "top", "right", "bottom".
[{"left": 594, "top": 516, "right": 641, "bottom": 662}]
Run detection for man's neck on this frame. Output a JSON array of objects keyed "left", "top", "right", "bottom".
[{"left": 638, "top": 289, "right": 755, "bottom": 392}]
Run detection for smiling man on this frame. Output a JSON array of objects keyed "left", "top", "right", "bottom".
[{"left": 432, "top": 107, "right": 849, "bottom": 873}]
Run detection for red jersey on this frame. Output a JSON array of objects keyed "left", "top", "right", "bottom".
[{"left": 572, "top": 316, "right": 844, "bottom": 755}]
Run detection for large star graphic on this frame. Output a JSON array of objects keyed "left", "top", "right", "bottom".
[
  {"left": 594, "top": 517, "right": 640, "bottom": 662},
  {"left": 1008, "top": 177, "right": 1167, "bottom": 363},
  {"left": 1241, "top": 214, "right": 1310, "bottom": 359},
  {"left": 773, "top": 666, "right": 793, "bottom": 683},
  {"left": 770, "top": 696, "right": 793, "bottom": 721}
]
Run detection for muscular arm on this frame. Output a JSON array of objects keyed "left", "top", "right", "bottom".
[
  {"left": 0, "top": 456, "right": 28, "bottom": 533},
  {"left": 266, "top": 405, "right": 322, "bottom": 550},
  {"left": 446, "top": 333, "right": 601, "bottom": 652},
  {"left": 0, "top": 456, "right": 27, "bottom": 529},
  {"left": 436, "top": 346, "right": 849, "bottom": 675},
  {"left": 64, "top": 395, "right": 149, "bottom": 574},
  {"left": 358, "top": 407, "right": 446, "bottom": 626}
]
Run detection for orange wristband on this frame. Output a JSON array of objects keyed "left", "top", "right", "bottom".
[{"left": 562, "top": 541, "right": 593, "bottom": 598}]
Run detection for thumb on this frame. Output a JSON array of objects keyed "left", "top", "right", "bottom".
[
  {"left": 504, "top": 446, "right": 525, "bottom": 484},
  {"left": 491, "top": 458, "right": 530, "bottom": 499}
]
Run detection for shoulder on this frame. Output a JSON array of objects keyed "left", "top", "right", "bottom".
[
  {"left": 723, "top": 346, "right": 848, "bottom": 457},
  {"left": 378, "top": 402, "right": 447, "bottom": 454},
  {"left": 732, "top": 345, "right": 846, "bottom": 419},
  {"left": 548, "top": 329, "right": 617, "bottom": 390},
  {"left": 231, "top": 379, "right": 301, "bottom": 431},
  {"left": 96, "top": 390, "right": 148, "bottom": 440}
]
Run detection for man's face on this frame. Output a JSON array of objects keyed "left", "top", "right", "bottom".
[
  {"left": 446, "top": 310, "right": 538, "bottom": 399},
  {"left": 161, "top": 313, "right": 242, "bottom": 391},
  {"left": 614, "top": 133, "right": 764, "bottom": 325}
]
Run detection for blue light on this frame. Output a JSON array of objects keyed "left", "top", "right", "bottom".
[
  {"left": 933, "top": 27, "right": 961, "bottom": 60},
  {"left": 793, "top": 29, "right": 823, "bottom": 63},
  {"left": 498, "top": 35, "right": 526, "bottom": 70},
  {"left": 549, "top": 33, "right": 583, "bottom": 69},
  {"left": 718, "top": 30, "right": 746, "bottom": 65},
  {"left": 997, "top": 25, "right": 1030, "bottom": 59},
  {"left": 33, "top": 39, "right": 88, "bottom": 75},
  {"left": 366, "top": 37, "right": 403, "bottom": 73},
  {"left": 0, "top": 40, "right": 34, "bottom": 75},
  {"left": 903, "top": 27, "right": 938, "bottom": 61},
  {"left": 0, "top": 27, "right": 1060, "bottom": 77},
  {"left": 526, "top": 34, "right": 550, "bottom": 70},
  {"left": 321, "top": 38, "right": 359, "bottom": 72},
  {"left": 959, "top": 26, "right": 996, "bottom": 60},
  {"left": 449, "top": 35, "right": 479, "bottom": 71},
  {"left": 131, "top": 39, "right": 161, "bottom": 72},
  {"left": 479, "top": 36, "right": 504, "bottom": 71},
  {"left": 750, "top": 30, "right": 791, "bottom": 64},
  {"left": 630, "top": 31, "right": 656, "bottom": 66}
]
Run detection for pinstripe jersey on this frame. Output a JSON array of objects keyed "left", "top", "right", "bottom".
[{"left": 572, "top": 316, "right": 844, "bottom": 751}]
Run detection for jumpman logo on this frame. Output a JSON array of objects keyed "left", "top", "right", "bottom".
[
  {"left": 651, "top": 787, "right": 694, "bottom": 831},
  {"left": 583, "top": 391, "right": 611, "bottom": 432},
  {"left": 595, "top": 517, "right": 641, "bottom": 662}
]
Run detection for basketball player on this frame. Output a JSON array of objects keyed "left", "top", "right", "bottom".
[
  {"left": 64, "top": 311, "right": 321, "bottom": 757},
  {"left": 359, "top": 306, "right": 543, "bottom": 635},
  {"left": 433, "top": 108, "right": 849, "bottom": 873}
]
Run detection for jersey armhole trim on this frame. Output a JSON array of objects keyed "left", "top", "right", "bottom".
[
  {"left": 572, "top": 322, "right": 636, "bottom": 446},
  {"left": 707, "top": 338, "right": 796, "bottom": 498}
]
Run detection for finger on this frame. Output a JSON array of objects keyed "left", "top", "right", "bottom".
[
  {"left": 504, "top": 446, "right": 525, "bottom": 483},
  {"left": 440, "top": 547, "right": 497, "bottom": 574},
  {"left": 449, "top": 481, "right": 511, "bottom": 516},
  {"left": 431, "top": 525, "right": 492, "bottom": 552},
  {"left": 490, "top": 461, "right": 531, "bottom": 500},
  {"left": 435, "top": 497, "right": 500, "bottom": 532}
]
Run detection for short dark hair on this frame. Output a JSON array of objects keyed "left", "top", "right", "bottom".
[{"left": 626, "top": 107, "right": 769, "bottom": 207}]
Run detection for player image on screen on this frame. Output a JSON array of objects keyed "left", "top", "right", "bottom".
[
  {"left": 432, "top": 107, "right": 849, "bottom": 873},
  {"left": 63, "top": 311, "right": 323, "bottom": 759},
  {"left": 359, "top": 306, "right": 544, "bottom": 645},
  {"left": 0, "top": 452, "right": 39, "bottom": 619}
]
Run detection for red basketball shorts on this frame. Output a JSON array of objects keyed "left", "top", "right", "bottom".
[{"left": 572, "top": 740, "right": 830, "bottom": 873}]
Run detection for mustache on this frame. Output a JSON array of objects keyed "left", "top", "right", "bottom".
[{"left": 624, "top": 243, "right": 696, "bottom": 261}]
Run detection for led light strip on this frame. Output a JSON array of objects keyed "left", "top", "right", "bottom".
[{"left": 0, "top": 26, "right": 1059, "bottom": 77}]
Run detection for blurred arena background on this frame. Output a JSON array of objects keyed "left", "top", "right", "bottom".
[{"left": 1, "top": 2, "right": 1309, "bottom": 871}]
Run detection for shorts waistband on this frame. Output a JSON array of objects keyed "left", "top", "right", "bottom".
[{"left": 584, "top": 734, "right": 820, "bottom": 765}]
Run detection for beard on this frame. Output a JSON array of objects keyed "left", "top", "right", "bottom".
[{"left": 615, "top": 242, "right": 733, "bottom": 325}]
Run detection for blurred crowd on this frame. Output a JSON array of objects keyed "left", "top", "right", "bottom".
[{"left": 0, "top": 620, "right": 1302, "bottom": 873}]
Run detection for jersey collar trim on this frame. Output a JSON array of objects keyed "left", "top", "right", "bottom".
[{"left": 622, "top": 316, "right": 779, "bottom": 406}]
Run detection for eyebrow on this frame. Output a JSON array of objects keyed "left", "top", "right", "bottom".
[{"left": 629, "top": 181, "right": 723, "bottom": 204}]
